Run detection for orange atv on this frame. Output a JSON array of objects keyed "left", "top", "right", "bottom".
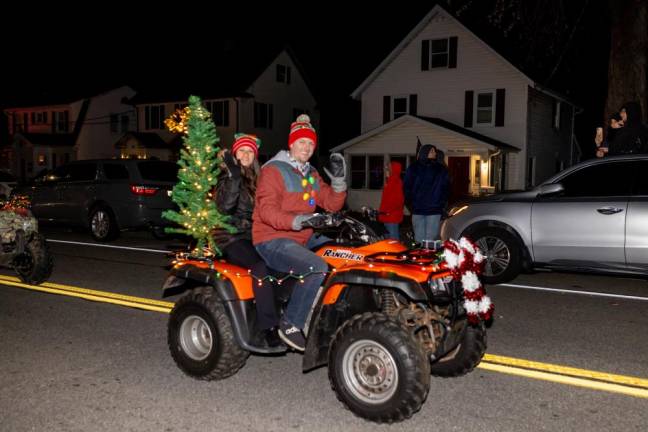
[{"left": 162, "top": 212, "right": 488, "bottom": 423}]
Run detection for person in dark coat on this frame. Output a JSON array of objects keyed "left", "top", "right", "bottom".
[
  {"left": 378, "top": 161, "right": 404, "bottom": 240},
  {"left": 403, "top": 144, "right": 449, "bottom": 243},
  {"left": 213, "top": 133, "right": 282, "bottom": 348},
  {"left": 607, "top": 102, "right": 648, "bottom": 156}
]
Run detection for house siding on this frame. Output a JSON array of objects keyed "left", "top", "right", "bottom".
[
  {"left": 243, "top": 50, "right": 318, "bottom": 157},
  {"left": 526, "top": 86, "right": 574, "bottom": 186},
  {"left": 360, "top": 9, "right": 530, "bottom": 189},
  {"left": 76, "top": 86, "right": 136, "bottom": 160}
]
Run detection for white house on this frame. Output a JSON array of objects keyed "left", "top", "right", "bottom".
[
  {"left": 127, "top": 46, "right": 318, "bottom": 161},
  {"left": 3, "top": 85, "right": 136, "bottom": 180},
  {"left": 332, "top": 4, "right": 579, "bottom": 210}
]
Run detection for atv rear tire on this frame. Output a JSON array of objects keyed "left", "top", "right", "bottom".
[
  {"left": 328, "top": 312, "right": 430, "bottom": 423},
  {"left": 168, "top": 286, "right": 248, "bottom": 380},
  {"left": 429, "top": 324, "right": 486, "bottom": 377},
  {"left": 14, "top": 233, "right": 53, "bottom": 285}
]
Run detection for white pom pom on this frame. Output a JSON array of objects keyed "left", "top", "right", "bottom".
[
  {"left": 459, "top": 237, "right": 475, "bottom": 254},
  {"left": 442, "top": 249, "right": 460, "bottom": 269},
  {"left": 473, "top": 250, "right": 485, "bottom": 264},
  {"left": 296, "top": 113, "right": 311, "bottom": 123},
  {"left": 478, "top": 296, "right": 492, "bottom": 313},
  {"left": 461, "top": 271, "right": 481, "bottom": 292},
  {"left": 464, "top": 299, "right": 479, "bottom": 314}
]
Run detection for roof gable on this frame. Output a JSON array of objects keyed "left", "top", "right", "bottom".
[{"left": 352, "top": 4, "right": 538, "bottom": 100}]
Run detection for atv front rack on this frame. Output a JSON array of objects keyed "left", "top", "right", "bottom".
[{"left": 364, "top": 248, "right": 442, "bottom": 266}]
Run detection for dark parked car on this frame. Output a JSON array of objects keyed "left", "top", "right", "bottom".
[
  {"left": 441, "top": 155, "right": 648, "bottom": 284},
  {"left": 12, "top": 159, "right": 179, "bottom": 241}
]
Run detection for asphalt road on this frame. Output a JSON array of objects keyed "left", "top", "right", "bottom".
[{"left": 1, "top": 228, "right": 647, "bottom": 431}]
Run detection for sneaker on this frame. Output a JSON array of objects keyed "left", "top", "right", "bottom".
[
  {"left": 278, "top": 319, "right": 306, "bottom": 351},
  {"left": 262, "top": 326, "right": 283, "bottom": 348}
]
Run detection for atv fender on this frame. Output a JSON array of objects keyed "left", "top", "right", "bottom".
[
  {"left": 162, "top": 265, "right": 239, "bottom": 299},
  {"left": 302, "top": 270, "right": 427, "bottom": 372},
  {"left": 163, "top": 264, "right": 282, "bottom": 354}
]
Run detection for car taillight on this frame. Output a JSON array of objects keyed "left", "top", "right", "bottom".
[{"left": 130, "top": 185, "right": 159, "bottom": 196}]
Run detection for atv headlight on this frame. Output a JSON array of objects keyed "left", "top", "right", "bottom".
[{"left": 447, "top": 205, "right": 468, "bottom": 218}]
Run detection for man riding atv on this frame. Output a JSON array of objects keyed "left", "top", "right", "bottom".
[{"left": 253, "top": 114, "right": 347, "bottom": 350}]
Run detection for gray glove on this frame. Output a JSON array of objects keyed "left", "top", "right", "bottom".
[
  {"left": 323, "top": 153, "right": 347, "bottom": 192},
  {"left": 292, "top": 213, "right": 317, "bottom": 231}
]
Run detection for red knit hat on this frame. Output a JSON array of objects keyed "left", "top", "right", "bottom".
[
  {"left": 288, "top": 114, "right": 317, "bottom": 148},
  {"left": 231, "top": 133, "right": 260, "bottom": 158}
]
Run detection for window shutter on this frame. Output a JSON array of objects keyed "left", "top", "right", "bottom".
[
  {"left": 464, "top": 91, "right": 474, "bottom": 127},
  {"left": 224, "top": 101, "right": 230, "bottom": 127},
  {"left": 421, "top": 40, "right": 430, "bottom": 71},
  {"left": 383, "top": 96, "right": 391, "bottom": 124},
  {"left": 448, "top": 37, "right": 458, "bottom": 68},
  {"left": 287, "top": 67, "right": 291, "bottom": 84},
  {"left": 409, "top": 94, "right": 418, "bottom": 116},
  {"left": 495, "top": 88, "right": 506, "bottom": 127},
  {"left": 145, "top": 106, "right": 150, "bottom": 130},
  {"left": 51, "top": 112, "right": 55, "bottom": 133}
]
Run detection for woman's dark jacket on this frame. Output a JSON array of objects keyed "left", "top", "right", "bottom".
[{"left": 212, "top": 167, "right": 255, "bottom": 249}]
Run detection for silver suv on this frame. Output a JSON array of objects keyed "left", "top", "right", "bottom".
[
  {"left": 441, "top": 155, "right": 648, "bottom": 284},
  {"left": 13, "top": 159, "right": 178, "bottom": 241}
]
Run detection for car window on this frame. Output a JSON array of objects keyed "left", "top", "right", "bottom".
[
  {"left": 560, "top": 161, "right": 637, "bottom": 197},
  {"left": 66, "top": 163, "right": 97, "bottom": 182},
  {"left": 103, "top": 163, "right": 130, "bottom": 180},
  {"left": 137, "top": 161, "right": 178, "bottom": 182},
  {"left": 634, "top": 161, "right": 648, "bottom": 195}
]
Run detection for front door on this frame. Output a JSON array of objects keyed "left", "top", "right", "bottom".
[{"left": 447, "top": 157, "right": 470, "bottom": 204}]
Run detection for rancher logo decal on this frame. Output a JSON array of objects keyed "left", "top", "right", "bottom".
[{"left": 322, "top": 249, "right": 364, "bottom": 261}]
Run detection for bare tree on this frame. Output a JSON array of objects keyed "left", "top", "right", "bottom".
[{"left": 604, "top": 0, "right": 648, "bottom": 122}]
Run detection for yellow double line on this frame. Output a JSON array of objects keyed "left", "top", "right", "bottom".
[
  {"left": 2, "top": 274, "right": 647, "bottom": 399},
  {"left": 0, "top": 274, "right": 173, "bottom": 313}
]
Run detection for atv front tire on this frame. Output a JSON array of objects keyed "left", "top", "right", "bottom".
[
  {"left": 328, "top": 312, "right": 430, "bottom": 423},
  {"left": 14, "top": 233, "right": 53, "bottom": 285},
  {"left": 168, "top": 286, "right": 249, "bottom": 380},
  {"left": 429, "top": 324, "right": 486, "bottom": 377}
]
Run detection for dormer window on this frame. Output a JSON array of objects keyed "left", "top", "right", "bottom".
[
  {"left": 276, "top": 64, "right": 292, "bottom": 84},
  {"left": 145, "top": 105, "right": 166, "bottom": 130},
  {"left": 421, "top": 36, "right": 458, "bottom": 70}
]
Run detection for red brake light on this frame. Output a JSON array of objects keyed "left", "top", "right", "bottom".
[{"left": 130, "top": 185, "right": 159, "bottom": 196}]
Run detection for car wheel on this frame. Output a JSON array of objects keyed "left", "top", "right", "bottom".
[
  {"left": 89, "top": 206, "right": 119, "bottom": 242},
  {"left": 470, "top": 227, "right": 521, "bottom": 284}
]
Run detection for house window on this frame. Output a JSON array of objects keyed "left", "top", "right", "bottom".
[
  {"left": 553, "top": 100, "right": 561, "bottom": 130},
  {"left": 121, "top": 115, "right": 130, "bottom": 133},
  {"left": 53, "top": 111, "right": 69, "bottom": 133},
  {"left": 430, "top": 38, "right": 449, "bottom": 68},
  {"left": 110, "top": 114, "right": 119, "bottom": 133},
  {"left": 254, "top": 102, "right": 273, "bottom": 129},
  {"left": 32, "top": 111, "right": 48, "bottom": 125},
  {"left": 393, "top": 97, "right": 408, "bottom": 119},
  {"left": 206, "top": 100, "right": 229, "bottom": 127},
  {"left": 474, "top": 91, "right": 495, "bottom": 125},
  {"left": 350, "top": 156, "right": 366, "bottom": 189},
  {"left": 368, "top": 156, "right": 385, "bottom": 189},
  {"left": 145, "top": 105, "right": 166, "bottom": 130},
  {"left": 174, "top": 103, "right": 188, "bottom": 110},
  {"left": 276, "top": 64, "right": 291, "bottom": 84},
  {"left": 350, "top": 155, "right": 385, "bottom": 190}
]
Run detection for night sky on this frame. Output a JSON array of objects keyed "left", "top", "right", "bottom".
[{"left": 1, "top": 2, "right": 609, "bottom": 157}]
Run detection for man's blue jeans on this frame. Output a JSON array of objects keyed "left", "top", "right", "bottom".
[
  {"left": 255, "top": 236, "right": 328, "bottom": 331},
  {"left": 411, "top": 214, "right": 441, "bottom": 243},
  {"left": 383, "top": 223, "right": 400, "bottom": 240}
]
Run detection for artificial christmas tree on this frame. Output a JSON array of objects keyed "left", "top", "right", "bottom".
[{"left": 163, "top": 95, "right": 234, "bottom": 256}]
